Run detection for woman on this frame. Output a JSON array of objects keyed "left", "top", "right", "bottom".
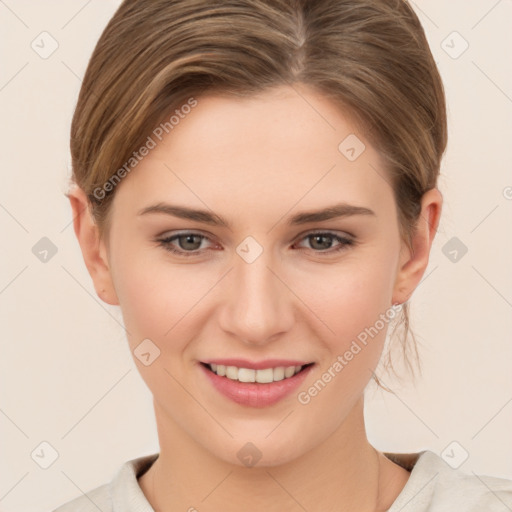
[{"left": 55, "top": 0, "right": 512, "bottom": 510}]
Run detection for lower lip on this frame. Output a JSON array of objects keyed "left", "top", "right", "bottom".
[{"left": 199, "top": 363, "right": 314, "bottom": 408}]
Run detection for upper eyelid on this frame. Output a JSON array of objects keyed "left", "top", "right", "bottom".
[
  {"left": 157, "top": 229, "right": 354, "bottom": 246},
  {"left": 158, "top": 229, "right": 215, "bottom": 243}
]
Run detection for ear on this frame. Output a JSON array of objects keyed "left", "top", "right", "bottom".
[
  {"left": 67, "top": 185, "right": 119, "bottom": 306},
  {"left": 392, "top": 188, "right": 442, "bottom": 304}
]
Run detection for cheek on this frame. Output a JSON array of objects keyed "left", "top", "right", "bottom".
[
  {"left": 291, "top": 261, "right": 397, "bottom": 421},
  {"left": 110, "top": 244, "right": 216, "bottom": 351},
  {"left": 293, "top": 247, "right": 397, "bottom": 365},
  {"left": 110, "top": 254, "right": 208, "bottom": 407}
]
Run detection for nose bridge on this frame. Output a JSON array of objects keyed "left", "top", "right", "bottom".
[{"left": 219, "top": 246, "right": 292, "bottom": 344}]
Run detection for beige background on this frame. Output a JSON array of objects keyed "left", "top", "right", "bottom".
[{"left": 1, "top": 1, "right": 511, "bottom": 510}]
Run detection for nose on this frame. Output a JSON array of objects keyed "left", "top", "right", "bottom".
[{"left": 217, "top": 247, "right": 295, "bottom": 346}]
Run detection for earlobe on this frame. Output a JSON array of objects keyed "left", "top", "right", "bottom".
[
  {"left": 67, "top": 186, "right": 120, "bottom": 306},
  {"left": 392, "top": 188, "right": 442, "bottom": 305}
]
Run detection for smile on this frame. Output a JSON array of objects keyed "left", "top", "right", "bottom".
[
  {"left": 203, "top": 362, "right": 314, "bottom": 383},
  {"left": 199, "top": 360, "right": 316, "bottom": 407}
]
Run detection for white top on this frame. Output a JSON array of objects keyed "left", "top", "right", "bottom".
[{"left": 52, "top": 450, "right": 512, "bottom": 511}]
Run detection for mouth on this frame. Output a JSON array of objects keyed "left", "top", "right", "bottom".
[
  {"left": 200, "top": 361, "right": 315, "bottom": 384},
  {"left": 198, "top": 357, "right": 316, "bottom": 407}
]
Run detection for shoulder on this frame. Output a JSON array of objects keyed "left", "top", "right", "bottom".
[
  {"left": 387, "top": 450, "right": 512, "bottom": 512},
  {"left": 50, "top": 453, "right": 159, "bottom": 512},
  {"left": 52, "top": 483, "right": 111, "bottom": 512}
]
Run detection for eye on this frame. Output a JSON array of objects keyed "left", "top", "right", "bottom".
[
  {"left": 294, "top": 231, "right": 354, "bottom": 254},
  {"left": 156, "top": 230, "right": 355, "bottom": 258},
  {"left": 156, "top": 231, "right": 215, "bottom": 257}
]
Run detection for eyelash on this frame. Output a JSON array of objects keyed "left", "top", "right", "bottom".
[{"left": 155, "top": 231, "right": 355, "bottom": 258}]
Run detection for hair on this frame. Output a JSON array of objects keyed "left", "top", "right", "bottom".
[{"left": 68, "top": 0, "right": 448, "bottom": 392}]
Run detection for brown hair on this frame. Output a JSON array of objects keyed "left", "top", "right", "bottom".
[{"left": 68, "top": 0, "right": 447, "bottom": 391}]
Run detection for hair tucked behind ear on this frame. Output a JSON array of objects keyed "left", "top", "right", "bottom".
[{"left": 68, "top": 0, "right": 447, "bottom": 391}]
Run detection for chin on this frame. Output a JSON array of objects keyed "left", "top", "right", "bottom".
[{"left": 209, "top": 433, "right": 308, "bottom": 469}]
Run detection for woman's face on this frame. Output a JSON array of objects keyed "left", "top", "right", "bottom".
[{"left": 98, "top": 85, "right": 419, "bottom": 466}]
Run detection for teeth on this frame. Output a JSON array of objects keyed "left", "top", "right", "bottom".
[
  {"left": 254, "top": 368, "right": 273, "bottom": 383},
  {"left": 208, "top": 364, "right": 305, "bottom": 383},
  {"left": 273, "top": 367, "right": 285, "bottom": 381},
  {"left": 226, "top": 366, "right": 238, "bottom": 379},
  {"left": 238, "top": 368, "right": 255, "bottom": 382},
  {"left": 284, "top": 366, "right": 295, "bottom": 378}
]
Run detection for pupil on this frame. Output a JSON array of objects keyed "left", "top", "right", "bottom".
[
  {"left": 181, "top": 234, "right": 201, "bottom": 250},
  {"left": 312, "top": 234, "right": 331, "bottom": 250}
]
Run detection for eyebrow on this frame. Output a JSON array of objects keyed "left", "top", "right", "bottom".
[{"left": 137, "top": 202, "right": 376, "bottom": 228}]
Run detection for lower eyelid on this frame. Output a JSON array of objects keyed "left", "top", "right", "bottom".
[
  {"left": 157, "top": 231, "right": 354, "bottom": 255},
  {"left": 295, "top": 234, "right": 353, "bottom": 251},
  {"left": 159, "top": 233, "right": 212, "bottom": 251}
]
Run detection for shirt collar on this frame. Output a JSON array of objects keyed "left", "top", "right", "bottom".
[{"left": 110, "top": 453, "right": 159, "bottom": 511}]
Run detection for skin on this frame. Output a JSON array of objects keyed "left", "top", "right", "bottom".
[{"left": 69, "top": 84, "right": 442, "bottom": 511}]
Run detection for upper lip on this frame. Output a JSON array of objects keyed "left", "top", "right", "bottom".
[{"left": 201, "top": 359, "right": 314, "bottom": 370}]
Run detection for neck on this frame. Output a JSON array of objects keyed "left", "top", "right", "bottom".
[{"left": 140, "top": 397, "right": 395, "bottom": 512}]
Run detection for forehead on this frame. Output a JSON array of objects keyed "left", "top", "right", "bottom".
[{"left": 111, "top": 85, "right": 395, "bottom": 223}]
